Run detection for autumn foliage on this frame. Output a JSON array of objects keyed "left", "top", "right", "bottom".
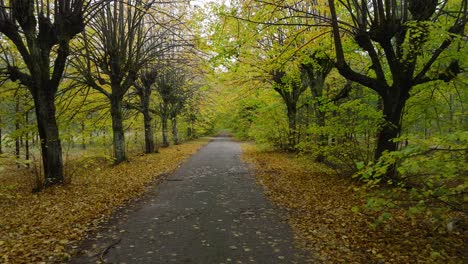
[
  {"left": 242, "top": 144, "right": 465, "bottom": 263},
  {"left": 0, "top": 139, "right": 208, "bottom": 263}
]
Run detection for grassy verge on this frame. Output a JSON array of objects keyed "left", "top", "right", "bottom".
[
  {"left": 0, "top": 138, "right": 209, "bottom": 263},
  {"left": 241, "top": 144, "right": 464, "bottom": 264}
]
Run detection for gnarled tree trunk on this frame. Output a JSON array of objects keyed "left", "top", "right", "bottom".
[
  {"left": 143, "top": 112, "right": 155, "bottom": 153},
  {"left": 33, "top": 88, "right": 64, "bottom": 186},
  {"left": 110, "top": 96, "right": 126, "bottom": 163},
  {"left": 0, "top": 116, "right": 2, "bottom": 154},
  {"left": 138, "top": 77, "right": 156, "bottom": 153},
  {"left": 374, "top": 85, "right": 410, "bottom": 160},
  {"left": 327, "top": 0, "right": 464, "bottom": 182},
  {"left": 0, "top": 1, "right": 87, "bottom": 188},
  {"left": 171, "top": 117, "right": 179, "bottom": 145},
  {"left": 286, "top": 102, "right": 298, "bottom": 149},
  {"left": 161, "top": 115, "right": 169, "bottom": 147},
  {"left": 271, "top": 69, "right": 307, "bottom": 151},
  {"left": 300, "top": 51, "right": 333, "bottom": 162}
]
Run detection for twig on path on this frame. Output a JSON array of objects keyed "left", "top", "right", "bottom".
[{"left": 99, "top": 238, "right": 122, "bottom": 263}]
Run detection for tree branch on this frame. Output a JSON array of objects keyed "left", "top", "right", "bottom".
[
  {"left": 6, "top": 66, "right": 33, "bottom": 88},
  {"left": 328, "top": 0, "right": 385, "bottom": 95}
]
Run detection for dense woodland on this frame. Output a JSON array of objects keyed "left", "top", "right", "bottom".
[
  {"left": 0, "top": 0, "right": 466, "bottom": 262},
  {"left": 0, "top": 0, "right": 214, "bottom": 186},
  {"left": 203, "top": 0, "right": 466, "bottom": 225}
]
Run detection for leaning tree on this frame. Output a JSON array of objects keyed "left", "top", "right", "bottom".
[{"left": 0, "top": 0, "right": 97, "bottom": 187}]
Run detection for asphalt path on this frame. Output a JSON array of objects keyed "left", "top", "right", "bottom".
[{"left": 71, "top": 135, "right": 312, "bottom": 263}]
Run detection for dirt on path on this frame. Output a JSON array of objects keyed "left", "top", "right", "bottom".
[{"left": 71, "top": 135, "right": 312, "bottom": 263}]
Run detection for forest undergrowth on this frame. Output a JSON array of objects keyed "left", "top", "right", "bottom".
[
  {"left": 242, "top": 144, "right": 465, "bottom": 264},
  {"left": 0, "top": 138, "right": 209, "bottom": 263}
]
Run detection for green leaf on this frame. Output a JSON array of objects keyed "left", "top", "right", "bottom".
[{"left": 355, "top": 161, "right": 365, "bottom": 170}]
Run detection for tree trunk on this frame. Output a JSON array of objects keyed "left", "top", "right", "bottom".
[
  {"left": 191, "top": 119, "right": 195, "bottom": 139},
  {"left": 161, "top": 115, "right": 169, "bottom": 147},
  {"left": 374, "top": 86, "right": 410, "bottom": 182},
  {"left": 310, "top": 79, "right": 327, "bottom": 162},
  {"left": 172, "top": 117, "right": 179, "bottom": 145},
  {"left": 187, "top": 127, "right": 192, "bottom": 139},
  {"left": 374, "top": 87, "right": 409, "bottom": 160},
  {"left": 314, "top": 108, "right": 327, "bottom": 162},
  {"left": 139, "top": 85, "right": 156, "bottom": 153},
  {"left": 286, "top": 103, "right": 297, "bottom": 150},
  {"left": 25, "top": 135, "right": 30, "bottom": 161},
  {"left": 32, "top": 133, "right": 38, "bottom": 146},
  {"left": 374, "top": 112, "right": 401, "bottom": 159},
  {"left": 110, "top": 96, "right": 126, "bottom": 163},
  {"left": 0, "top": 115, "right": 3, "bottom": 154},
  {"left": 81, "top": 121, "right": 86, "bottom": 150},
  {"left": 25, "top": 111, "right": 30, "bottom": 163},
  {"left": 153, "top": 118, "right": 159, "bottom": 153},
  {"left": 143, "top": 112, "right": 155, "bottom": 153},
  {"left": 0, "top": 121, "right": 2, "bottom": 154},
  {"left": 33, "top": 90, "right": 64, "bottom": 187},
  {"left": 15, "top": 130, "right": 20, "bottom": 158},
  {"left": 89, "top": 131, "right": 94, "bottom": 146},
  {"left": 15, "top": 97, "right": 20, "bottom": 167}
]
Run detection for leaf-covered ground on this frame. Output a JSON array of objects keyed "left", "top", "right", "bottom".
[
  {"left": 242, "top": 144, "right": 465, "bottom": 264},
  {"left": 0, "top": 139, "right": 208, "bottom": 263}
]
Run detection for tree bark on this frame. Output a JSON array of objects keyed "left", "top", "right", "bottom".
[
  {"left": 81, "top": 121, "right": 86, "bottom": 150},
  {"left": 25, "top": 111, "right": 30, "bottom": 163},
  {"left": 271, "top": 69, "right": 305, "bottom": 151},
  {"left": 172, "top": 117, "right": 179, "bottom": 145},
  {"left": 187, "top": 127, "right": 193, "bottom": 139},
  {"left": 138, "top": 83, "right": 156, "bottom": 153},
  {"left": 310, "top": 78, "right": 328, "bottom": 163},
  {"left": 0, "top": 118, "right": 2, "bottom": 154},
  {"left": 300, "top": 49, "right": 333, "bottom": 161},
  {"left": 314, "top": 107, "right": 327, "bottom": 162},
  {"left": 154, "top": 117, "right": 159, "bottom": 152},
  {"left": 33, "top": 89, "right": 64, "bottom": 186},
  {"left": 161, "top": 115, "right": 169, "bottom": 147},
  {"left": 143, "top": 112, "right": 155, "bottom": 153},
  {"left": 15, "top": 96, "right": 20, "bottom": 164},
  {"left": 286, "top": 103, "right": 297, "bottom": 149},
  {"left": 374, "top": 87, "right": 409, "bottom": 160},
  {"left": 110, "top": 96, "right": 126, "bottom": 163}
]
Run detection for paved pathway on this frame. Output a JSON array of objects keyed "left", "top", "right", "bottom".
[{"left": 71, "top": 135, "right": 312, "bottom": 263}]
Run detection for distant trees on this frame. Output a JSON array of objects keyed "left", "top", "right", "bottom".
[
  {"left": 131, "top": 65, "right": 159, "bottom": 153},
  {"left": 155, "top": 64, "right": 198, "bottom": 146},
  {"left": 204, "top": 0, "right": 466, "bottom": 221},
  {"left": 126, "top": 12, "right": 192, "bottom": 152},
  {"left": 0, "top": 0, "right": 208, "bottom": 190},
  {"left": 299, "top": 49, "right": 334, "bottom": 161},
  {"left": 72, "top": 0, "right": 161, "bottom": 163},
  {"left": 269, "top": 67, "right": 307, "bottom": 149},
  {"left": 206, "top": 1, "right": 349, "bottom": 151},
  {"left": 210, "top": 0, "right": 466, "bottom": 167}
]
